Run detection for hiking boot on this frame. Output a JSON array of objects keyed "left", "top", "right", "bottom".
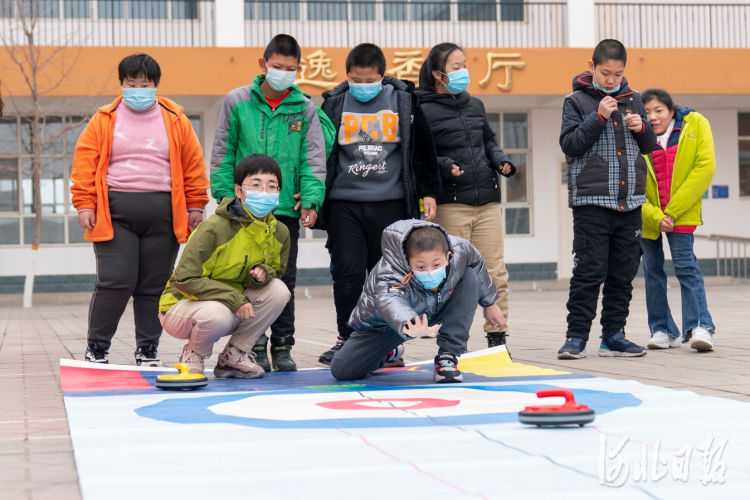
[
  {"left": 647, "top": 331, "right": 682, "bottom": 349},
  {"left": 85, "top": 346, "right": 109, "bottom": 364},
  {"left": 557, "top": 337, "right": 587, "bottom": 359},
  {"left": 271, "top": 347, "right": 297, "bottom": 372},
  {"left": 180, "top": 344, "right": 205, "bottom": 374},
  {"left": 384, "top": 344, "right": 405, "bottom": 368},
  {"left": 252, "top": 343, "right": 272, "bottom": 373},
  {"left": 214, "top": 344, "right": 265, "bottom": 379},
  {"left": 134, "top": 344, "right": 160, "bottom": 367},
  {"left": 689, "top": 326, "right": 714, "bottom": 352},
  {"left": 599, "top": 331, "right": 646, "bottom": 357},
  {"left": 433, "top": 353, "right": 463, "bottom": 383},
  {"left": 486, "top": 331, "right": 507, "bottom": 348},
  {"left": 318, "top": 337, "right": 345, "bottom": 366}
]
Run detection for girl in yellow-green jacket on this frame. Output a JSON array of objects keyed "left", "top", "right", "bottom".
[{"left": 641, "top": 89, "right": 716, "bottom": 353}]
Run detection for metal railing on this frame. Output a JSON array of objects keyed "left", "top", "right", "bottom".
[
  {"left": 0, "top": 0, "right": 216, "bottom": 47},
  {"left": 696, "top": 234, "right": 750, "bottom": 280},
  {"left": 596, "top": 2, "right": 750, "bottom": 48},
  {"left": 244, "top": 1, "right": 568, "bottom": 48}
]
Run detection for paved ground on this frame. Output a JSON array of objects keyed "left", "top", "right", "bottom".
[{"left": 1, "top": 277, "right": 748, "bottom": 499}]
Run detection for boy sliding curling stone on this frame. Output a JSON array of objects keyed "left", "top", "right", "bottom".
[{"left": 330, "top": 220, "right": 505, "bottom": 383}]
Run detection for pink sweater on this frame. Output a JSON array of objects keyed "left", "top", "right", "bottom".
[{"left": 107, "top": 101, "right": 171, "bottom": 192}]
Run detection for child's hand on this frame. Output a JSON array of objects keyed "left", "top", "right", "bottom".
[
  {"left": 499, "top": 162, "right": 512, "bottom": 175},
  {"left": 598, "top": 96, "right": 618, "bottom": 119},
  {"left": 451, "top": 164, "right": 464, "bottom": 177},
  {"left": 249, "top": 265, "right": 267, "bottom": 283},
  {"left": 624, "top": 112, "right": 643, "bottom": 133},
  {"left": 484, "top": 304, "right": 506, "bottom": 331},
  {"left": 660, "top": 215, "right": 674, "bottom": 233},
  {"left": 403, "top": 314, "right": 441, "bottom": 339},
  {"left": 236, "top": 302, "right": 255, "bottom": 320}
]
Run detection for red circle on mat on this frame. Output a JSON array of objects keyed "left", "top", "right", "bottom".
[{"left": 317, "top": 398, "right": 460, "bottom": 410}]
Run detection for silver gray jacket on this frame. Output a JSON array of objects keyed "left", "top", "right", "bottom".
[{"left": 348, "top": 219, "right": 499, "bottom": 339}]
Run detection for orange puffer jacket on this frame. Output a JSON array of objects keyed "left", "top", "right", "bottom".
[{"left": 70, "top": 95, "right": 209, "bottom": 243}]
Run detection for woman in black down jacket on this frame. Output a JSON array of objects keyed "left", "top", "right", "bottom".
[{"left": 416, "top": 42, "right": 515, "bottom": 349}]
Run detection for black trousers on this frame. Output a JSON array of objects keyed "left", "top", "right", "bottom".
[
  {"left": 566, "top": 206, "right": 642, "bottom": 341},
  {"left": 88, "top": 191, "right": 179, "bottom": 351},
  {"left": 265, "top": 214, "right": 300, "bottom": 347},
  {"left": 326, "top": 199, "right": 407, "bottom": 339},
  {"left": 330, "top": 267, "right": 481, "bottom": 381}
]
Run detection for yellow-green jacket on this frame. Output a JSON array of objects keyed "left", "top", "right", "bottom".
[
  {"left": 642, "top": 110, "right": 716, "bottom": 240},
  {"left": 159, "top": 198, "right": 290, "bottom": 313}
]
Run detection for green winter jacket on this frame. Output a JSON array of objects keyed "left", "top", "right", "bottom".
[
  {"left": 642, "top": 111, "right": 716, "bottom": 240},
  {"left": 210, "top": 75, "right": 335, "bottom": 218},
  {"left": 159, "top": 198, "right": 290, "bottom": 313}
]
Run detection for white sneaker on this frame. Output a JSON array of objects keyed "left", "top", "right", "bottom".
[
  {"left": 690, "top": 327, "right": 714, "bottom": 352},
  {"left": 180, "top": 344, "right": 206, "bottom": 374},
  {"left": 647, "top": 331, "right": 682, "bottom": 349}
]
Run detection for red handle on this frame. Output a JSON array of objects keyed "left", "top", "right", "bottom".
[{"left": 535, "top": 389, "right": 575, "bottom": 404}]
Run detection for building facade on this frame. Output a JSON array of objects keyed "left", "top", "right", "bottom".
[{"left": 1, "top": 0, "right": 749, "bottom": 291}]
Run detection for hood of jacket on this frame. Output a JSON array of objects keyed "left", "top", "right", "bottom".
[
  {"left": 571, "top": 71, "right": 634, "bottom": 98},
  {"left": 380, "top": 219, "right": 451, "bottom": 279},
  {"left": 323, "top": 75, "right": 413, "bottom": 100}
]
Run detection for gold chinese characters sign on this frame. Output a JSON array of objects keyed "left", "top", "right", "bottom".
[{"left": 291, "top": 48, "right": 528, "bottom": 94}]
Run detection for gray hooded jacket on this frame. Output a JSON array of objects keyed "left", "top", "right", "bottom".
[{"left": 348, "top": 219, "right": 498, "bottom": 339}]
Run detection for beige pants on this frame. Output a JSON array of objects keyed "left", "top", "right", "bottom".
[
  {"left": 434, "top": 202, "right": 510, "bottom": 332},
  {"left": 159, "top": 279, "right": 290, "bottom": 356}
]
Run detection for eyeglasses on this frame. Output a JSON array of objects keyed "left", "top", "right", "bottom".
[{"left": 240, "top": 182, "right": 279, "bottom": 193}]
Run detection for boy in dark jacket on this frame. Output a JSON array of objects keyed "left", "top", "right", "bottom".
[
  {"left": 330, "top": 220, "right": 505, "bottom": 383},
  {"left": 557, "top": 39, "right": 656, "bottom": 360},
  {"left": 317, "top": 43, "right": 442, "bottom": 365}
]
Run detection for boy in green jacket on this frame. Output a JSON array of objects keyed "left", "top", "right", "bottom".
[
  {"left": 210, "top": 34, "right": 334, "bottom": 372},
  {"left": 159, "top": 155, "right": 291, "bottom": 378}
]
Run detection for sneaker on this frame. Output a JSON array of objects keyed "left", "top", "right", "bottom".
[
  {"left": 214, "top": 344, "right": 265, "bottom": 379},
  {"left": 486, "top": 331, "right": 507, "bottom": 348},
  {"left": 599, "top": 331, "right": 646, "bottom": 357},
  {"left": 180, "top": 344, "right": 205, "bottom": 374},
  {"left": 557, "top": 337, "right": 586, "bottom": 359},
  {"left": 689, "top": 326, "right": 714, "bottom": 352},
  {"left": 318, "top": 337, "right": 345, "bottom": 366},
  {"left": 85, "top": 346, "right": 109, "bottom": 364},
  {"left": 384, "top": 344, "right": 405, "bottom": 368},
  {"left": 252, "top": 343, "right": 272, "bottom": 373},
  {"left": 134, "top": 345, "right": 160, "bottom": 367},
  {"left": 647, "top": 331, "right": 682, "bottom": 349},
  {"left": 271, "top": 347, "right": 297, "bottom": 372},
  {"left": 433, "top": 353, "right": 463, "bottom": 383}
]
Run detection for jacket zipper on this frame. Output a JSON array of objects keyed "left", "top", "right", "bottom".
[
  {"left": 235, "top": 255, "right": 248, "bottom": 280},
  {"left": 457, "top": 109, "right": 478, "bottom": 204}
]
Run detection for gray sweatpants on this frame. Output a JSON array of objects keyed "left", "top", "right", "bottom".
[{"left": 330, "top": 267, "right": 481, "bottom": 381}]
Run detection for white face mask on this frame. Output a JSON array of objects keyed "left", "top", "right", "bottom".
[{"left": 265, "top": 67, "right": 297, "bottom": 91}]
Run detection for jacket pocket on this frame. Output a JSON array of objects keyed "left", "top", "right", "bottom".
[
  {"left": 576, "top": 154, "right": 609, "bottom": 196},
  {"left": 634, "top": 155, "right": 647, "bottom": 195}
]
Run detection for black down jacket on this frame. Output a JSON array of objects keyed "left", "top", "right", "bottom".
[{"left": 415, "top": 90, "right": 515, "bottom": 206}]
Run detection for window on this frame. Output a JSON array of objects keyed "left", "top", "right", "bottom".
[
  {"left": 129, "top": 0, "right": 168, "bottom": 19},
  {"left": 501, "top": 0, "right": 524, "bottom": 21},
  {"left": 458, "top": 0, "right": 496, "bottom": 22},
  {"left": 308, "top": 0, "right": 347, "bottom": 20},
  {"left": 63, "top": 0, "right": 91, "bottom": 18},
  {"left": 739, "top": 113, "right": 750, "bottom": 197},
  {"left": 487, "top": 112, "right": 531, "bottom": 235},
  {"left": 411, "top": 0, "right": 449, "bottom": 21},
  {"left": 254, "top": 0, "right": 299, "bottom": 20},
  {"left": 351, "top": 0, "right": 374, "bottom": 20},
  {"left": 97, "top": 0, "right": 197, "bottom": 20},
  {"left": 0, "top": 115, "right": 89, "bottom": 246}
]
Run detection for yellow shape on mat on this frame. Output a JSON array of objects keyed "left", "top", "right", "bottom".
[{"left": 458, "top": 350, "right": 569, "bottom": 378}]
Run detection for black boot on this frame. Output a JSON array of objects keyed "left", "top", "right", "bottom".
[
  {"left": 486, "top": 332, "right": 511, "bottom": 358},
  {"left": 271, "top": 336, "right": 297, "bottom": 372},
  {"left": 251, "top": 336, "right": 272, "bottom": 373}
]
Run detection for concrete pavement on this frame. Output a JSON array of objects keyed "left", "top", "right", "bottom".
[{"left": 1, "top": 277, "right": 748, "bottom": 499}]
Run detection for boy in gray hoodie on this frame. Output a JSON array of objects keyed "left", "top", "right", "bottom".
[{"left": 330, "top": 219, "right": 504, "bottom": 383}]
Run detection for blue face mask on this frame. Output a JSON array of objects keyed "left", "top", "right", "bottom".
[
  {"left": 349, "top": 80, "right": 382, "bottom": 103},
  {"left": 265, "top": 67, "right": 297, "bottom": 92},
  {"left": 243, "top": 191, "right": 279, "bottom": 218},
  {"left": 593, "top": 80, "right": 621, "bottom": 95},
  {"left": 443, "top": 68, "right": 470, "bottom": 94},
  {"left": 122, "top": 88, "right": 156, "bottom": 111},
  {"left": 413, "top": 266, "right": 447, "bottom": 290}
]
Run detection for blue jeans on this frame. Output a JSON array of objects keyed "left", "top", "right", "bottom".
[{"left": 641, "top": 233, "right": 714, "bottom": 339}]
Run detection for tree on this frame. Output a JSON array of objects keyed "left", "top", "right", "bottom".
[{"left": 1, "top": 0, "right": 87, "bottom": 307}]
